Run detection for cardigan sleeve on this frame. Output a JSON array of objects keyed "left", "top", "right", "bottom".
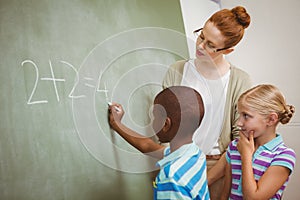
[
  {"left": 219, "top": 66, "right": 253, "bottom": 153},
  {"left": 162, "top": 60, "right": 186, "bottom": 89},
  {"left": 230, "top": 67, "right": 253, "bottom": 140}
]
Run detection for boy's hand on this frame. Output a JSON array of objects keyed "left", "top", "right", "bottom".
[{"left": 108, "top": 103, "right": 124, "bottom": 130}]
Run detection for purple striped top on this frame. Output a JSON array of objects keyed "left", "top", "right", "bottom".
[{"left": 226, "top": 134, "right": 296, "bottom": 199}]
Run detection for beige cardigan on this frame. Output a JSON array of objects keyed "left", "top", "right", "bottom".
[{"left": 162, "top": 60, "right": 252, "bottom": 153}]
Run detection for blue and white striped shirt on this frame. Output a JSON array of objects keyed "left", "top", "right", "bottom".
[
  {"left": 154, "top": 143, "right": 210, "bottom": 200},
  {"left": 226, "top": 134, "right": 296, "bottom": 199}
]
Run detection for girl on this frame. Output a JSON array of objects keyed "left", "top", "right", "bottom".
[{"left": 221, "top": 84, "right": 296, "bottom": 199}]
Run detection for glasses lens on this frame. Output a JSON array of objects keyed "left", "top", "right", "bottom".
[
  {"left": 193, "top": 28, "right": 202, "bottom": 38},
  {"left": 194, "top": 28, "right": 219, "bottom": 53}
]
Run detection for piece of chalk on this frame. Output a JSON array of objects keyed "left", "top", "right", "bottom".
[{"left": 107, "top": 102, "right": 121, "bottom": 112}]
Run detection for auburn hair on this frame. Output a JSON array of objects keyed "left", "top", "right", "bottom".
[{"left": 208, "top": 6, "right": 251, "bottom": 48}]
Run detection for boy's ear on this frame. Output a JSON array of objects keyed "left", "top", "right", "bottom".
[
  {"left": 162, "top": 117, "right": 171, "bottom": 132},
  {"left": 267, "top": 112, "right": 279, "bottom": 126}
]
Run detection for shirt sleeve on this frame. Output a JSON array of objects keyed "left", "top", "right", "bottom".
[
  {"left": 226, "top": 144, "right": 231, "bottom": 164},
  {"left": 226, "top": 139, "right": 239, "bottom": 164},
  {"left": 271, "top": 148, "right": 296, "bottom": 173}
]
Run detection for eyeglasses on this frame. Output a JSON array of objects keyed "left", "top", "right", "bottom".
[{"left": 193, "top": 28, "right": 230, "bottom": 53}]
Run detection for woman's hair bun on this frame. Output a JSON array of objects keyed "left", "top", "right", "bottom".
[{"left": 231, "top": 6, "right": 251, "bottom": 29}]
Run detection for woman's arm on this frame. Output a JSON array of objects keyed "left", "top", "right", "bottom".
[
  {"left": 108, "top": 103, "right": 165, "bottom": 159},
  {"left": 207, "top": 153, "right": 226, "bottom": 186},
  {"left": 220, "top": 161, "right": 232, "bottom": 200}
]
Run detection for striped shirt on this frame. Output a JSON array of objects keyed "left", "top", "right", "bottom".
[
  {"left": 154, "top": 143, "right": 210, "bottom": 200},
  {"left": 226, "top": 134, "right": 296, "bottom": 199}
]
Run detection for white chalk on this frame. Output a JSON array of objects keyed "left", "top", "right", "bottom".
[{"left": 107, "top": 102, "right": 121, "bottom": 112}]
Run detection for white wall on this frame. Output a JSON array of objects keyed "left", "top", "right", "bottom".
[
  {"left": 180, "top": 0, "right": 300, "bottom": 199},
  {"left": 179, "top": 0, "right": 220, "bottom": 58}
]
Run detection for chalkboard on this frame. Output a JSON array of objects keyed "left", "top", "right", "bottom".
[{"left": 0, "top": 0, "right": 189, "bottom": 199}]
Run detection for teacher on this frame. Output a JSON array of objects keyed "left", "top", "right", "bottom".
[{"left": 162, "top": 5, "right": 252, "bottom": 199}]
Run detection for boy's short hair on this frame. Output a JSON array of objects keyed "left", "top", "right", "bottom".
[{"left": 154, "top": 86, "right": 204, "bottom": 134}]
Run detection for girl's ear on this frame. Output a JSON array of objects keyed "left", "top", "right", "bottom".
[
  {"left": 162, "top": 117, "right": 171, "bottom": 132},
  {"left": 267, "top": 112, "right": 279, "bottom": 126}
]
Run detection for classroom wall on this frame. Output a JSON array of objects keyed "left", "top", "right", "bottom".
[{"left": 180, "top": 0, "right": 300, "bottom": 199}]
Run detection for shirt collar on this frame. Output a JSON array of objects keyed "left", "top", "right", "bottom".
[
  {"left": 156, "top": 143, "right": 199, "bottom": 168},
  {"left": 262, "top": 134, "right": 283, "bottom": 151}
]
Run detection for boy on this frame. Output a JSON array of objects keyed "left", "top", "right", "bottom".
[{"left": 109, "top": 86, "right": 210, "bottom": 199}]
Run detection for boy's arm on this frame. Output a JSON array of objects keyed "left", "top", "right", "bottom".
[
  {"left": 108, "top": 103, "right": 165, "bottom": 159},
  {"left": 220, "top": 161, "right": 231, "bottom": 200}
]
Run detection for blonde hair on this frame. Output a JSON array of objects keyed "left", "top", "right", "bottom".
[{"left": 238, "top": 84, "right": 295, "bottom": 124}]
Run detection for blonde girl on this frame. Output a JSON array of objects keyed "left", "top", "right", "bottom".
[{"left": 222, "top": 84, "right": 296, "bottom": 199}]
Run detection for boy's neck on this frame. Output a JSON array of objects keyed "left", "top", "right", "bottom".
[{"left": 169, "top": 137, "right": 193, "bottom": 152}]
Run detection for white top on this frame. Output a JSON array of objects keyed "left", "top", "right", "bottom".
[{"left": 181, "top": 60, "right": 230, "bottom": 154}]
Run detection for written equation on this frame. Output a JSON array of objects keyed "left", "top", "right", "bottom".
[{"left": 21, "top": 59, "right": 108, "bottom": 105}]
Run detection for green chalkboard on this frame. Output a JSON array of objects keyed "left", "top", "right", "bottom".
[{"left": 0, "top": 0, "right": 189, "bottom": 199}]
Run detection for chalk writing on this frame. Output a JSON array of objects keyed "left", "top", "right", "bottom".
[
  {"left": 60, "top": 61, "right": 85, "bottom": 99},
  {"left": 97, "top": 83, "right": 109, "bottom": 103},
  {"left": 84, "top": 77, "right": 96, "bottom": 88},
  {"left": 21, "top": 60, "right": 48, "bottom": 105},
  {"left": 21, "top": 59, "right": 108, "bottom": 105},
  {"left": 40, "top": 60, "right": 65, "bottom": 102}
]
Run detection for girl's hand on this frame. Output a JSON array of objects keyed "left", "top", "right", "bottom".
[{"left": 237, "top": 131, "right": 255, "bottom": 159}]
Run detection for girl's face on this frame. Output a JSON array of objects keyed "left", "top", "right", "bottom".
[
  {"left": 195, "top": 22, "right": 227, "bottom": 59},
  {"left": 237, "top": 104, "right": 269, "bottom": 139}
]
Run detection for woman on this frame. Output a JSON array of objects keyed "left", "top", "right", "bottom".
[
  {"left": 109, "top": 6, "right": 252, "bottom": 199},
  {"left": 162, "top": 5, "right": 252, "bottom": 199}
]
